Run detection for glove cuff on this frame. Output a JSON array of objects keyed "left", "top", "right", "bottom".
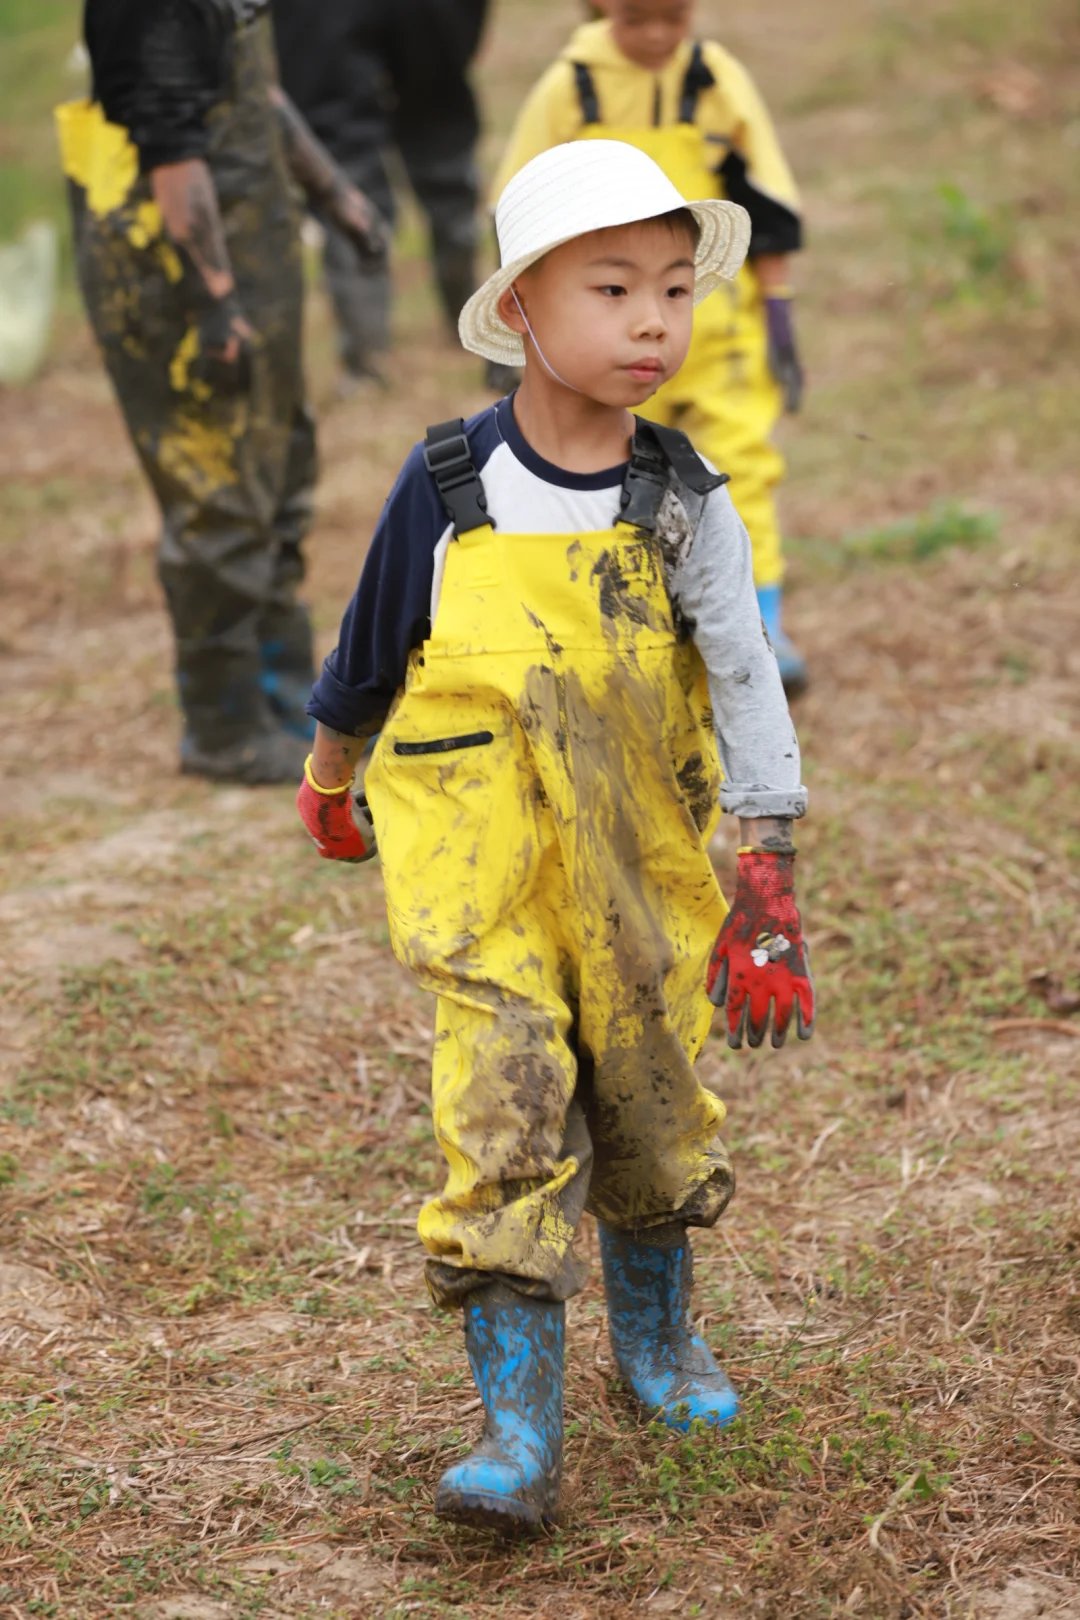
[{"left": 304, "top": 754, "right": 354, "bottom": 797}]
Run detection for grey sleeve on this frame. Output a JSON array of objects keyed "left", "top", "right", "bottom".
[{"left": 668, "top": 483, "right": 808, "bottom": 819}]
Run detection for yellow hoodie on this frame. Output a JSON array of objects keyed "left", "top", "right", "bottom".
[{"left": 492, "top": 20, "right": 801, "bottom": 257}]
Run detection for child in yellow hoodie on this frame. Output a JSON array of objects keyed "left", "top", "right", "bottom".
[{"left": 492, "top": 0, "right": 808, "bottom": 691}]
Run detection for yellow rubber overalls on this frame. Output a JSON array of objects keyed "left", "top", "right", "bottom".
[
  {"left": 571, "top": 50, "right": 785, "bottom": 589},
  {"left": 364, "top": 419, "right": 735, "bottom": 1308}
]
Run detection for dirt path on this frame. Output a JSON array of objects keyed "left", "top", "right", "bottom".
[{"left": 2, "top": 1, "right": 1079, "bottom": 1616}]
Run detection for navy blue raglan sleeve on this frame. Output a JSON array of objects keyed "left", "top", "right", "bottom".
[{"left": 306, "top": 441, "right": 447, "bottom": 736}]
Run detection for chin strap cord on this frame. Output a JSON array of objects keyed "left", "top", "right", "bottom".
[{"left": 510, "top": 288, "right": 585, "bottom": 395}]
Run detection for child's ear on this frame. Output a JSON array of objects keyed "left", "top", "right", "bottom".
[{"left": 497, "top": 282, "right": 528, "bottom": 336}]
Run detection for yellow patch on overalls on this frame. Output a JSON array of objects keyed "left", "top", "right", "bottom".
[
  {"left": 365, "top": 496, "right": 735, "bottom": 1307},
  {"left": 154, "top": 408, "right": 247, "bottom": 501},
  {"left": 168, "top": 326, "right": 214, "bottom": 401},
  {"left": 126, "top": 200, "right": 164, "bottom": 252},
  {"left": 55, "top": 100, "right": 139, "bottom": 219}
]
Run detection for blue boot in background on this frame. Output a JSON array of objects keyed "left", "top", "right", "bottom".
[
  {"left": 435, "top": 1283, "right": 564, "bottom": 1531},
  {"left": 258, "top": 592, "right": 317, "bottom": 741},
  {"left": 598, "top": 1223, "right": 738, "bottom": 1431},
  {"left": 756, "top": 583, "right": 809, "bottom": 698},
  {"left": 259, "top": 630, "right": 316, "bottom": 740}
]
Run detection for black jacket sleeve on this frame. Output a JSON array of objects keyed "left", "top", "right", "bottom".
[
  {"left": 85, "top": 0, "right": 230, "bottom": 172},
  {"left": 719, "top": 149, "right": 803, "bottom": 257}
]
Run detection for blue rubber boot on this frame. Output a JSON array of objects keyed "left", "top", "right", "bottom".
[
  {"left": 259, "top": 640, "right": 316, "bottom": 740},
  {"left": 756, "top": 584, "right": 809, "bottom": 698},
  {"left": 598, "top": 1224, "right": 738, "bottom": 1431},
  {"left": 435, "top": 1283, "right": 564, "bottom": 1531}
]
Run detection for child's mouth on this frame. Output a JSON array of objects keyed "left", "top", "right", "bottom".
[{"left": 625, "top": 359, "right": 664, "bottom": 383}]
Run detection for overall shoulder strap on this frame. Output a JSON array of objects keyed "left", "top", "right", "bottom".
[
  {"left": 621, "top": 419, "right": 729, "bottom": 532},
  {"left": 678, "top": 41, "right": 717, "bottom": 124},
  {"left": 572, "top": 61, "right": 601, "bottom": 125},
  {"left": 423, "top": 419, "right": 493, "bottom": 536}
]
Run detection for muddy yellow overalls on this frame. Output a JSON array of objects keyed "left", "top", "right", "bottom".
[
  {"left": 55, "top": 2, "right": 316, "bottom": 752},
  {"left": 364, "top": 419, "right": 736, "bottom": 1307},
  {"left": 571, "top": 49, "right": 785, "bottom": 589}
]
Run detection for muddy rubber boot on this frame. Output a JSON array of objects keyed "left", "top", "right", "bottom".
[
  {"left": 756, "top": 584, "right": 808, "bottom": 698},
  {"left": 598, "top": 1223, "right": 738, "bottom": 1431},
  {"left": 180, "top": 725, "right": 308, "bottom": 785},
  {"left": 435, "top": 1283, "right": 564, "bottom": 1531},
  {"left": 178, "top": 657, "right": 309, "bottom": 786}
]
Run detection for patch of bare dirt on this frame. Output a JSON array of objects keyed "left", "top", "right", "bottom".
[{"left": 974, "top": 1579, "right": 1080, "bottom": 1620}]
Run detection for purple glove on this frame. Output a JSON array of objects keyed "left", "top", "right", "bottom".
[{"left": 764, "top": 295, "right": 804, "bottom": 414}]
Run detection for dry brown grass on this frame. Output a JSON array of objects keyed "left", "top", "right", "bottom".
[{"left": 2, "top": 0, "right": 1080, "bottom": 1615}]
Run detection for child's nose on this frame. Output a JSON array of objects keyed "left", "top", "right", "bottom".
[{"left": 632, "top": 295, "right": 669, "bottom": 340}]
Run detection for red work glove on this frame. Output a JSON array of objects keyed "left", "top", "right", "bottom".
[
  {"left": 706, "top": 848, "right": 815, "bottom": 1049},
  {"left": 296, "top": 756, "right": 377, "bottom": 863}
]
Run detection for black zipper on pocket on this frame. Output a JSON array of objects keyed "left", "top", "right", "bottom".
[{"left": 393, "top": 730, "right": 494, "bottom": 756}]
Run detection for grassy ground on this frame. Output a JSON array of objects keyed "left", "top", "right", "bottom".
[{"left": 2, "top": 0, "right": 1080, "bottom": 1615}]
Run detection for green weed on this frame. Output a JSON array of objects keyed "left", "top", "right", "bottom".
[
  {"left": 844, "top": 501, "right": 999, "bottom": 563},
  {"left": 938, "top": 181, "right": 1015, "bottom": 284}
]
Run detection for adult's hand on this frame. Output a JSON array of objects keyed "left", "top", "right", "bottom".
[
  {"left": 193, "top": 293, "right": 255, "bottom": 392},
  {"left": 269, "top": 86, "right": 389, "bottom": 263},
  {"left": 151, "top": 158, "right": 253, "bottom": 392}
]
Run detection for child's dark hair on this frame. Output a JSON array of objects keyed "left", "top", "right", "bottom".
[{"left": 650, "top": 206, "right": 701, "bottom": 251}]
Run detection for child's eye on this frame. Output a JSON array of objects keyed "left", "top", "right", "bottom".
[
  {"left": 597, "top": 284, "right": 627, "bottom": 298},
  {"left": 666, "top": 284, "right": 692, "bottom": 300}
]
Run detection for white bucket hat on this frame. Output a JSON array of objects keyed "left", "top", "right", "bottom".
[{"left": 459, "top": 140, "right": 751, "bottom": 366}]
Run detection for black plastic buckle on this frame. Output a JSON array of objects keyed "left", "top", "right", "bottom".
[{"left": 423, "top": 420, "right": 492, "bottom": 535}]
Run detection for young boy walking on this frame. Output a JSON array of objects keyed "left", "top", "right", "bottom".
[
  {"left": 297, "top": 141, "right": 814, "bottom": 1530},
  {"left": 492, "top": 0, "right": 809, "bottom": 691}
]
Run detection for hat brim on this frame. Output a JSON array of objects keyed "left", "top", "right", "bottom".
[{"left": 458, "top": 198, "right": 751, "bottom": 366}]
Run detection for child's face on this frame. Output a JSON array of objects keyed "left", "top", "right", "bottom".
[
  {"left": 608, "top": 0, "right": 693, "bottom": 72},
  {"left": 500, "top": 220, "right": 696, "bottom": 409}
]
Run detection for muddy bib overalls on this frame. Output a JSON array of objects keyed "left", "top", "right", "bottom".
[
  {"left": 570, "top": 48, "right": 785, "bottom": 591},
  {"left": 364, "top": 419, "right": 736, "bottom": 1307},
  {"left": 56, "top": 0, "right": 316, "bottom": 753}
]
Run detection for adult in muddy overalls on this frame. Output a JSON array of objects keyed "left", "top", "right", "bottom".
[{"left": 57, "top": 0, "right": 386, "bottom": 783}]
